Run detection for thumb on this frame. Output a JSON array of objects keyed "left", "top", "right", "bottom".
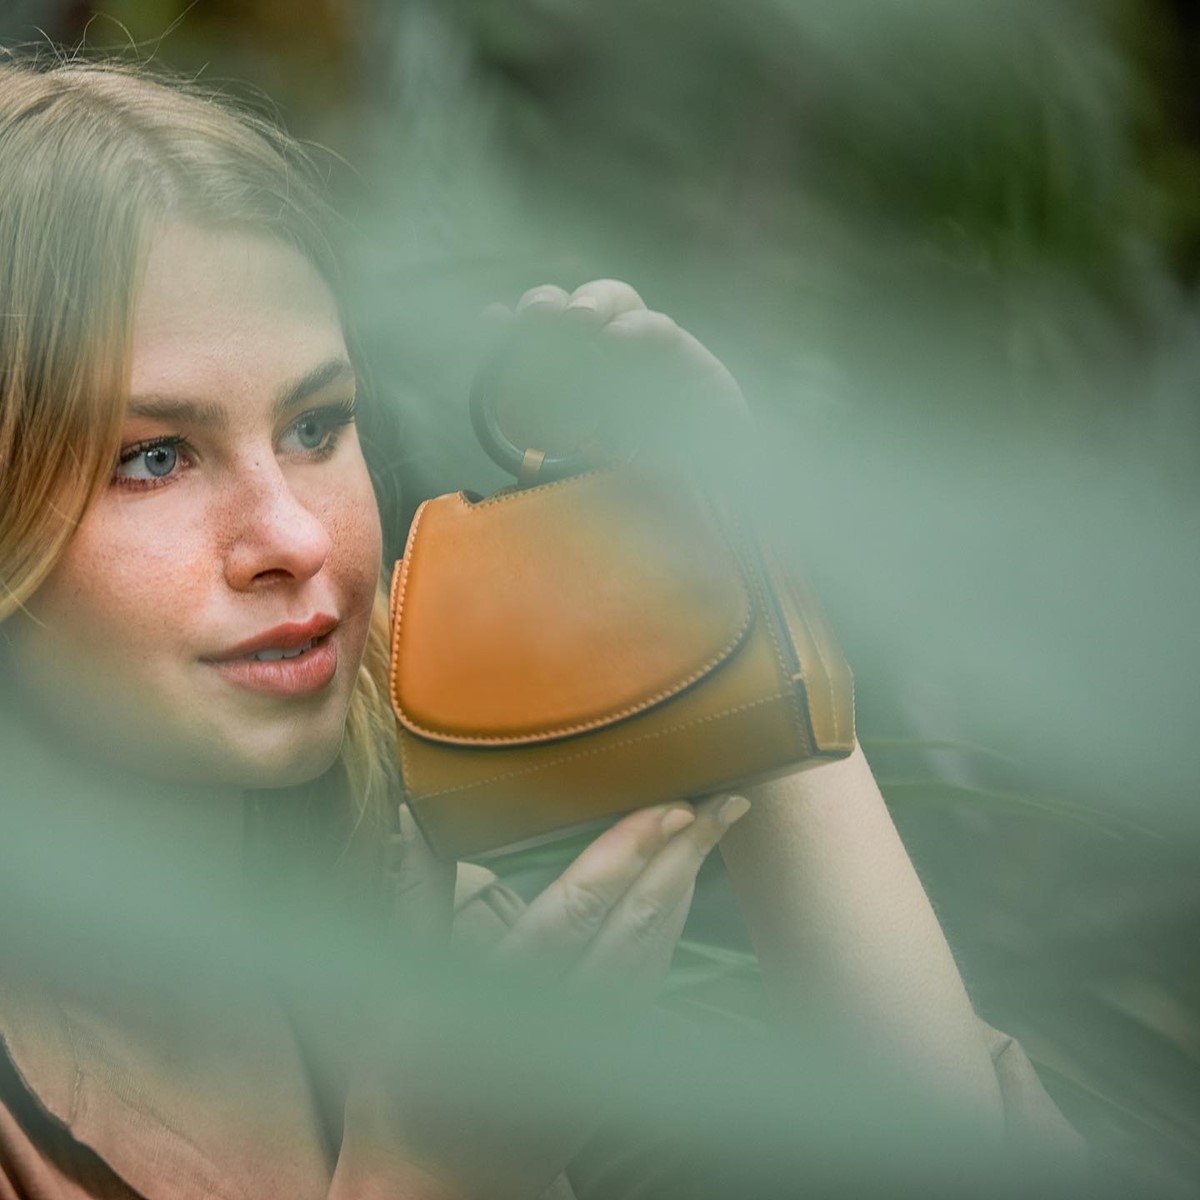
[{"left": 386, "top": 802, "right": 457, "bottom": 952}]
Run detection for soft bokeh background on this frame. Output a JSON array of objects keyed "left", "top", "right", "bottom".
[{"left": 2, "top": 0, "right": 1198, "bottom": 1194}]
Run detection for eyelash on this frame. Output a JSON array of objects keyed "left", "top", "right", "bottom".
[{"left": 112, "top": 399, "right": 359, "bottom": 492}]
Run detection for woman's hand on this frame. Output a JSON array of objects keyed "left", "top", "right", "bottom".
[
  {"left": 483, "top": 280, "right": 752, "bottom": 477},
  {"left": 332, "top": 791, "right": 751, "bottom": 1200}
]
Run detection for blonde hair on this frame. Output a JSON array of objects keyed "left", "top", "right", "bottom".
[{"left": 0, "top": 54, "right": 397, "bottom": 873}]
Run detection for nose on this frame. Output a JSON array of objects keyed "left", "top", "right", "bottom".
[{"left": 222, "top": 458, "right": 332, "bottom": 591}]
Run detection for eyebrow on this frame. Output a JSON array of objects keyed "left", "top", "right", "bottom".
[{"left": 126, "top": 356, "right": 357, "bottom": 427}]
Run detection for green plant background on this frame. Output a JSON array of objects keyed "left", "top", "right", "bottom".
[{"left": 3, "top": 0, "right": 1198, "bottom": 1193}]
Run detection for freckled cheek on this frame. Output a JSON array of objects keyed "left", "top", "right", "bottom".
[
  {"left": 39, "top": 468, "right": 382, "bottom": 688},
  {"left": 52, "top": 531, "right": 215, "bottom": 678},
  {"left": 320, "top": 472, "right": 384, "bottom": 607},
  {"left": 27, "top": 490, "right": 212, "bottom": 672}
]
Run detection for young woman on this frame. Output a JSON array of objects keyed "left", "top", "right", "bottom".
[{"left": 0, "top": 54, "right": 1086, "bottom": 1200}]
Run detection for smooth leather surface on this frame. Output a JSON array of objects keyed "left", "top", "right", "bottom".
[
  {"left": 388, "top": 467, "right": 854, "bottom": 861},
  {"left": 390, "top": 470, "right": 751, "bottom": 744}
]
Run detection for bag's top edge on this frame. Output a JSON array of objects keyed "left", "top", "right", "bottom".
[{"left": 387, "top": 470, "right": 755, "bottom": 746}]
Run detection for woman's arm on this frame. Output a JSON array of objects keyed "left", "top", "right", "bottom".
[
  {"left": 479, "top": 278, "right": 1084, "bottom": 1178},
  {"left": 719, "top": 744, "right": 1008, "bottom": 1135}
]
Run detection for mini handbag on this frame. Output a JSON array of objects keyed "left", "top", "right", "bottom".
[{"left": 387, "top": 345, "right": 855, "bottom": 862}]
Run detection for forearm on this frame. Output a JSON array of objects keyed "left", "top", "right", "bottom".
[{"left": 718, "top": 742, "right": 1005, "bottom": 1134}]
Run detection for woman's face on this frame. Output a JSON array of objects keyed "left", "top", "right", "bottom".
[{"left": 5, "top": 223, "right": 383, "bottom": 789}]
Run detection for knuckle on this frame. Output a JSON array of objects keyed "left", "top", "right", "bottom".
[
  {"left": 624, "top": 894, "right": 670, "bottom": 944},
  {"left": 558, "top": 879, "right": 612, "bottom": 935},
  {"left": 674, "top": 810, "right": 714, "bottom": 849},
  {"left": 679, "top": 832, "right": 716, "bottom": 872},
  {"left": 606, "top": 309, "right": 676, "bottom": 339},
  {"left": 618, "top": 818, "right": 667, "bottom": 867},
  {"left": 517, "top": 284, "right": 564, "bottom": 311},
  {"left": 639, "top": 310, "right": 679, "bottom": 338},
  {"left": 579, "top": 277, "right": 631, "bottom": 295},
  {"left": 607, "top": 278, "right": 644, "bottom": 303}
]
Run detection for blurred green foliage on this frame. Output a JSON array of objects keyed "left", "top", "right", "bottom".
[{"left": 3, "top": 0, "right": 1199, "bottom": 1194}]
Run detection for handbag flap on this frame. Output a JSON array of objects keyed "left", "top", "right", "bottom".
[{"left": 389, "top": 469, "right": 753, "bottom": 745}]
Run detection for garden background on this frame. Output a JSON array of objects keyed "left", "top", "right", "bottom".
[{"left": 2, "top": 1, "right": 1198, "bottom": 1194}]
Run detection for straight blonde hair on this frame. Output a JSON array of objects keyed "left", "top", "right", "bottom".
[{"left": 0, "top": 53, "right": 397, "bottom": 876}]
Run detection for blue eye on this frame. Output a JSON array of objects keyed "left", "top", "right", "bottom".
[
  {"left": 293, "top": 416, "right": 326, "bottom": 450},
  {"left": 115, "top": 439, "right": 184, "bottom": 485},
  {"left": 143, "top": 444, "right": 178, "bottom": 476},
  {"left": 279, "top": 401, "right": 357, "bottom": 458}
]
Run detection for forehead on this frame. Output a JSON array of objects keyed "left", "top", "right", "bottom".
[{"left": 129, "top": 223, "right": 346, "bottom": 406}]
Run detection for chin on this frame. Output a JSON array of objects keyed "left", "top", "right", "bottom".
[
  {"left": 144, "top": 700, "right": 352, "bottom": 791},
  {"left": 222, "top": 725, "right": 348, "bottom": 791}
]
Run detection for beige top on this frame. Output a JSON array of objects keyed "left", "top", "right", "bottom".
[{"left": 0, "top": 863, "right": 1086, "bottom": 1200}]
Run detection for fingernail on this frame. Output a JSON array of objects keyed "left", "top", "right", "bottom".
[
  {"left": 716, "top": 795, "right": 751, "bottom": 829},
  {"left": 660, "top": 805, "right": 696, "bottom": 838},
  {"left": 565, "top": 296, "right": 599, "bottom": 314}
]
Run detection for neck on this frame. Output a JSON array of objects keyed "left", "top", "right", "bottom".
[
  {"left": 0, "top": 684, "right": 363, "bottom": 996},
  {"left": 8, "top": 699, "right": 247, "bottom": 887},
  {"left": 96, "top": 763, "right": 249, "bottom": 900}
]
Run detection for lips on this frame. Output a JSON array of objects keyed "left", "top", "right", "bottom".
[
  {"left": 245, "top": 638, "right": 319, "bottom": 662},
  {"left": 209, "top": 615, "right": 339, "bottom": 662},
  {"left": 203, "top": 614, "right": 340, "bottom": 698}
]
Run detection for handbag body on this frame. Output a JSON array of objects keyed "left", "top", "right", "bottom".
[{"left": 388, "top": 464, "right": 854, "bottom": 861}]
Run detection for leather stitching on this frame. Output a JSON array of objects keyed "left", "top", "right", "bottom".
[
  {"left": 387, "top": 496, "right": 427, "bottom": 726},
  {"left": 468, "top": 466, "right": 613, "bottom": 509},
  {"left": 741, "top": 539, "right": 808, "bottom": 761},
  {"left": 388, "top": 478, "right": 756, "bottom": 745},
  {"left": 388, "top": 499, "right": 430, "bottom": 789},
  {"left": 405, "top": 689, "right": 793, "bottom": 799},
  {"left": 395, "top": 604, "right": 753, "bottom": 745}
]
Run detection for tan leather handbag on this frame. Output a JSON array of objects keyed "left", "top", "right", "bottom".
[{"left": 387, "top": 353, "right": 855, "bottom": 862}]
